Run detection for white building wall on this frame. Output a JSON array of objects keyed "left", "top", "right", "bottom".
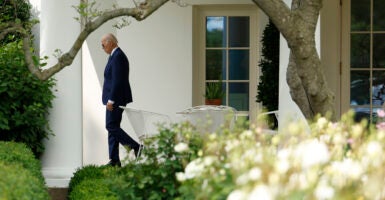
[{"left": 32, "top": 0, "right": 83, "bottom": 187}]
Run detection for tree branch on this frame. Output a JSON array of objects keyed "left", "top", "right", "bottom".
[
  {"left": 22, "top": 0, "right": 169, "bottom": 81},
  {"left": 0, "top": 22, "right": 26, "bottom": 40},
  {"left": 252, "top": 0, "right": 292, "bottom": 39}
]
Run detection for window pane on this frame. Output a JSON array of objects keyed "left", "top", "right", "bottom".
[
  {"left": 351, "top": 0, "right": 370, "bottom": 31},
  {"left": 373, "top": 34, "right": 385, "bottom": 68},
  {"left": 373, "top": 0, "right": 385, "bottom": 31},
  {"left": 351, "top": 71, "right": 370, "bottom": 106},
  {"left": 353, "top": 107, "right": 371, "bottom": 122},
  {"left": 229, "top": 83, "right": 249, "bottom": 111},
  {"left": 350, "top": 34, "right": 370, "bottom": 68},
  {"left": 229, "top": 17, "right": 249, "bottom": 47},
  {"left": 372, "top": 71, "right": 385, "bottom": 106},
  {"left": 206, "top": 50, "right": 226, "bottom": 80},
  {"left": 229, "top": 50, "right": 249, "bottom": 80},
  {"left": 206, "top": 17, "right": 226, "bottom": 47}
]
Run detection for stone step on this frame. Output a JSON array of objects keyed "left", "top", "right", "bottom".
[{"left": 48, "top": 188, "right": 68, "bottom": 200}]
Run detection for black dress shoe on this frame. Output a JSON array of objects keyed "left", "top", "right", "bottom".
[
  {"left": 134, "top": 144, "right": 143, "bottom": 158},
  {"left": 105, "top": 160, "right": 121, "bottom": 167}
]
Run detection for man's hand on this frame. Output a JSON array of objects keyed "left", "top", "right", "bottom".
[{"left": 106, "top": 102, "right": 114, "bottom": 111}]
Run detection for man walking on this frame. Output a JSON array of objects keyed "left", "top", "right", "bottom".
[{"left": 101, "top": 33, "right": 140, "bottom": 167}]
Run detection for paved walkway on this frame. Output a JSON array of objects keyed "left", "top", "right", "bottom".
[{"left": 49, "top": 188, "right": 68, "bottom": 200}]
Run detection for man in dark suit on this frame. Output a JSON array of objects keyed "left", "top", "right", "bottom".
[{"left": 101, "top": 33, "right": 140, "bottom": 167}]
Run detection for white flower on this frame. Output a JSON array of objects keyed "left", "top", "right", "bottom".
[
  {"left": 203, "top": 156, "right": 215, "bottom": 166},
  {"left": 295, "top": 139, "right": 330, "bottom": 169},
  {"left": 248, "top": 167, "right": 262, "bottom": 181},
  {"left": 315, "top": 182, "right": 334, "bottom": 200},
  {"left": 176, "top": 172, "right": 186, "bottom": 182},
  {"left": 174, "top": 142, "right": 189, "bottom": 153},
  {"left": 225, "top": 139, "right": 240, "bottom": 152},
  {"left": 366, "top": 141, "right": 382, "bottom": 158},
  {"left": 317, "top": 117, "right": 328, "bottom": 129},
  {"left": 247, "top": 184, "right": 273, "bottom": 200},
  {"left": 236, "top": 173, "right": 249, "bottom": 185},
  {"left": 184, "top": 158, "right": 204, "bottom": 179},
  {"left": 241, "top": 130, "right": 253, "bottom": 139},
  {"left": 227, "top": 190, "right": 247, "bottom": 200},
  {"left": 276, "top": 159, "right": 290, "bottom": 174},
  {"left": 332, "top": 133, "right": 344, "bottom": 145},
  {"left": 276, "top": 149, "right": 291, "bottom": 174},
  {"left": 330, "top": 158, "right": 363, "bottom": 181}
]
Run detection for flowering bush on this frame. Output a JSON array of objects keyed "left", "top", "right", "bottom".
[
  {"left": 176, "top": 110, "right": 385, "bottom": 199},
  {"left": 68, "top": 122, "right": 204, "bottom": 199}
]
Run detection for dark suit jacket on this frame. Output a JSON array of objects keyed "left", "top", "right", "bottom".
[{"left": 102, "top": 47, "right": 133, "bottom": 106}]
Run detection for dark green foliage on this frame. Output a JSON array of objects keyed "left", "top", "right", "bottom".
[
  {"left": 0, "top": 0, "right": 55, "bottom": 158},
  {"left": 0, "top": 0, "right": 32, "bottom": 44},
  {"left": 257, "top": 20, "right": 279, "bottom": 127},
  {"left": 0, "top": 141, "right": 49, "bottom": 199},
  {"left": 0, "top": 40, "right": 56, "bottom": 157},
  {"left": 0, "top": 0, "right": 31, "bottom": 22},
  {"left": 257, "top": 20, "right": 279, "bottom": 111}
]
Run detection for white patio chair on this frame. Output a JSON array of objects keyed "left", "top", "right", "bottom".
[
  {"left": 120, "top": 106, "right": 171, "bottom": 158},
  {"left": 177, "top": 105, "right": 237, "bottom": 134},
  {"left": 258, "top": 110, "right": 279, "bottom": 135}
]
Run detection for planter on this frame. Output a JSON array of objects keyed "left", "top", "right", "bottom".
[{"left": 205, "top": 99, "right": 222, "bottom": 105}]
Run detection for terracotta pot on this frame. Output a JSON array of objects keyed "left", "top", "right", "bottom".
[{"left": 205, "top": 99, "right": 222, "bottom": 105}]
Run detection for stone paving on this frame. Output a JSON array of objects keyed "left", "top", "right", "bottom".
[{"left": 48, "top": 188, "right": 68, "bottom": 200}]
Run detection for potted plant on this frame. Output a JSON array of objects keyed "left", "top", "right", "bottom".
[{"left": 204, "top": 80, "right": 225, "bottom": 105}]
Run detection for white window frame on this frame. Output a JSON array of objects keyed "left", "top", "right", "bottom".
[{"left": 192, "top": 5, "right": 260, "bottom": 121}]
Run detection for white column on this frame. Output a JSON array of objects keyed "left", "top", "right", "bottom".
[
  {"left": 36, "top": 0, "right": 83, "bottom": 187},
  {"left": 278, "top": 0, "right": 320, "bottom": 130}
]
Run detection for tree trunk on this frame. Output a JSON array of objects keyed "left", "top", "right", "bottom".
[{"left": 253, "top": 0, "right": 335, "bottom": 119}]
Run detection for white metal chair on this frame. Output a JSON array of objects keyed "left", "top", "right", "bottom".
[
  {"left": 177, "top": 105, "right": 237, "bottom": 134},
  {"left": 120, "top": 106, "right": 171, "bottom": 158},
  {"left": 258, "top": 110, "right": 279, "bottom": 135}
]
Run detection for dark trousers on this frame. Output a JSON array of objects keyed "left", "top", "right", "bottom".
[{"left": 106, "top": 106, "right": 139, "bottom": 161}]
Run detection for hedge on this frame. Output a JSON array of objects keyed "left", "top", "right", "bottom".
[{"left": 0, "top": 141, "right": 49, "bottom": 199}]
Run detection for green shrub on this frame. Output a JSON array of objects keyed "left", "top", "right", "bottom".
[
  {"left": 68, "top": 165, "right": 108, "bottom": 194},
  {"left": 0, "top": 40, "right": 55, "bottom": 157},
  {"left": 0, "top": 161, "right": 49, "bottom": 200},
  {"left": 104, "top": 123, "right": 203, "bottom": 199},
  {"left": 256, "top": 20, "right": 279, "bottom": 128},
  {"left": 0, "top": 141, "right": 45, "bottom": 182},
  {"left": 68, "top": 123, "right": 203, "bottom": 199},
  {"left": 69, "top": 179, "right": 118, "bottom": 200}
]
